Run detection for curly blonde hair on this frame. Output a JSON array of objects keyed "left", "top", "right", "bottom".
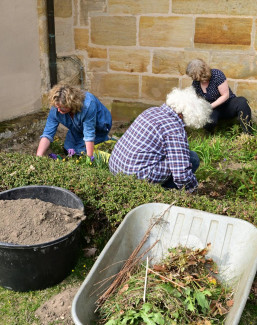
[
  {"left": 186, "top": 59, "right": 211, "bottom": 82},
  {"left": 48, "top": 83, "right": 85, "bottom": 113}
]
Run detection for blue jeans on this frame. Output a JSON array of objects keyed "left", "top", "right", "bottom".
[
  {"left": 64, "top": 130, "right": 110, "bottom": 154},
  {"left": 161, "top": 151, "right": 200, "bottom": 189}
]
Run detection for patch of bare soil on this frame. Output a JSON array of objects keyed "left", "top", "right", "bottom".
[
  {"left": 34, "top": 286, "right": 80, "bottom": 325},
  {"left": 0, "top": 198, "right": 85, "bottom": 245},
  {"left": 196, "top": 181, "right": 231, "bottom": 199},
  {"left": 0, "top": 115, "right": 128, "bottom": 156}
]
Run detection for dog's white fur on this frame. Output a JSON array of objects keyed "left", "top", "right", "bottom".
[{"left": 166, "top": 86, "right": 213, "bottom": 129}]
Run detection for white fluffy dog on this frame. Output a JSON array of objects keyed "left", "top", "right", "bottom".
[{"left": 166, "top": 86, "right": 213, "bottom": 129}]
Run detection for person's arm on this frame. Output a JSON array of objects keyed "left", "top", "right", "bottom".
[
  {"left": 211, "top": 80, "right": 230, "bottom": 109},
  {"left": 165, "top": 132, "right": 198, "bottom": 191},
  {"left": 36, "top": 137, "right": 51, "bottom": 156},
  {"left": 36, "top": 108, "right": 59, "bottom": 156},
  {"left": 85, "top": 141, "right": 94, "bottom": 157},
  {"left": 82, "top": 100, "right": 97, "bottom": 156}
]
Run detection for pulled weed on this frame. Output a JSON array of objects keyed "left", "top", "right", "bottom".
[{"left": 97, "top": 246, "right": 233, "bottom": 325}]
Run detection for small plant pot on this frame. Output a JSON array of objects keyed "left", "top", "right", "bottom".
[{"left": 0, "top": 185, "right": 84, "bottom": 292}]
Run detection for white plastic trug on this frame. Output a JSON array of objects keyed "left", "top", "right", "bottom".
[{"left": 72, "top": 203, "right": 257, "bottom": 325}]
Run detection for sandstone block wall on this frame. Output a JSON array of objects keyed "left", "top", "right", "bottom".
[{"left": 42, "top": 0, "right": 257, "bottom": 122}]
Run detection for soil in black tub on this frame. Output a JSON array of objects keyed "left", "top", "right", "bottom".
[{"left": 0, "top": 198, "right": 85, "bottom": 245}]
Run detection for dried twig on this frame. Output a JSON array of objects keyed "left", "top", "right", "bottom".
[
  {"left": 147, "top": 267, "right": 186, "bottom": 289},
  {"left": 95, "top": 203, "right": 175, "bottom": 308}
]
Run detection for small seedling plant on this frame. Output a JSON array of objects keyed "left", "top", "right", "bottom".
[{"left": 96, "top": 245, "right": 234, "bottom": 325}]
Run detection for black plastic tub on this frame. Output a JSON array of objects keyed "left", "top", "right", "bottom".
[{"left": 0, "top": 185, "right": 85, "bottom": 292}]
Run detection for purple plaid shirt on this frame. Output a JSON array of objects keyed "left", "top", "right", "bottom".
[{"left": 109, "top": 104, "right": 198, "bottom": 190}]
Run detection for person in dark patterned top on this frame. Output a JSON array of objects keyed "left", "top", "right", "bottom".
[
  {"left": 186, "top": 58, "right": 253, "bottom": 134},
  {"left": 109, "top": 87, "right": 212, "bottom": 192}
]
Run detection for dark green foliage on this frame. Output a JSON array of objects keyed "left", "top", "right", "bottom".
[{"left": 0, "top": 152, "right": 256, "bottom": 229}]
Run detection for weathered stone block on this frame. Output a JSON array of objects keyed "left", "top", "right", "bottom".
[
  {"left": 153, "top": 51, "right": 209, "bottom": 75},
  {"left": 195, "top": 18, "right": 252, "bottom": 49},
  {"left": 38, "top": 19, "right": 48, "bottom": 54},
  {"left": 88, "top": 60, "right": 107, "bottom": 72},
  {"left": 254, "top": 19, "right": 257, "bottom": 50},
  {"left": 90, "top": 73, "right": 139, "bottom": 98},
  {"left": 37, "top": 0, "right": 46, "bottom": 16},
  {"left": 141, "top": 76, "right": 179, "bottom": 102},
  {"left": 111, "top": 101, "right": 150, "bottom": 122},
  {"left": 55, "top": 19, "right": 73, "bottom": 52},
  {"left": 80, "top": 0, "right": 106, "bottom": 26},
  {"left": 91, "top": 16, "right": 136, "bottom": 46},
  {"left": 139, "top": 17, "right": 194, "bottom": 48},
  {"left": 109, "top": 0, "right": 169, "bottom": 14},
  {"left": 109, "top": 49, "right": 150, "bottom": 73},
  {"left": 182, "top": 78, "right": 193, "bottom": 89},
  {"left": 236, "top": 82, "right": 257, "bottom": 117},
  {"left": 172, "top": 0, "right": 257, "bottom": 15},
  {"left": 54, "top": 0, "right": 72, "bottom": 18},
  {"left": 74, "top": 28, "right": 89, "bottom": 50},
  {"left": 57, "top": 55, "right": 82, "bottom": 85},
  {"left": 73, "top": 0, "right": 79, "bottom": 26},
  {"left": 211, "top": 54, "right": 257, "bottom": 80},
  {"left": 87, "top": 47, "right": 107, "bottom": 59}
]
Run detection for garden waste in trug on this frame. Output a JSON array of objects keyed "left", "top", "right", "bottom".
[{"left": 96, "top": 245, "right": 234, "bottom": 325}]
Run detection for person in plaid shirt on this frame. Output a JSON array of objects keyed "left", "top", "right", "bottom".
[{"left": 109, "top": 87, "right": 212, "bottom": 191}]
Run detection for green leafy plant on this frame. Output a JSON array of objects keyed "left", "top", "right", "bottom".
[{"left": 97, "top": 246, "right": 233, "bottom": 325}]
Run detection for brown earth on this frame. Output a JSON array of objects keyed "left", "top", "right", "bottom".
[
  {"left": 0, "top": 198, "right": 85, "bottom": 245},
  {"left": 34, "top": 286, "right": 80, "bottom": 325},
  {"left": 0, "top": 112, "right": 129, "bottom": 156}
]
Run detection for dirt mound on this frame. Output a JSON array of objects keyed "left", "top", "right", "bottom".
[{"left": 35, "top": 286, "right": 79, "bottom": 325}]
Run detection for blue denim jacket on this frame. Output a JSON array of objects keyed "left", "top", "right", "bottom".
[{"left": 41, "top": 92, "right": 112, "bottom": 154}]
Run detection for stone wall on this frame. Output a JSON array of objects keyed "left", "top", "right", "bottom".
[
  {"left": 37, "top": 0, "right": 51, "bottom": 103},
  {"left": 52, "top": 0, "right": 257, "bottom": 121}
]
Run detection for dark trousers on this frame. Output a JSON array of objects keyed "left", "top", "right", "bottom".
[
  {"left": 204, "top": 96, "right": 252, "bottom": 134},
  {"left": 161, "top": 151, "right": 200, "bottom": 190}
]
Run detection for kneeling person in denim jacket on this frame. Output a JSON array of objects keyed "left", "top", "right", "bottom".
[{"left": 36, "top": 83, "right": 112, "bottom": 158}]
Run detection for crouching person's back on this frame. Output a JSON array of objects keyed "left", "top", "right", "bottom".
[{"left": 109, "top": 87, "right": 212, "bottom": 192}]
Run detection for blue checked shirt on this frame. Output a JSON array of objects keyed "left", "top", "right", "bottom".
[{"left": 109, "top": 104, "right": 198, "bottom": 190}]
